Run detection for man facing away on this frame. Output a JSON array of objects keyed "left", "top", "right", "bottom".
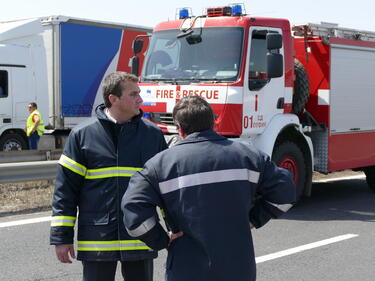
[
  {"left": 25, "top": 102, "right": 44, "bottom": 149},
  {"left": 122, "top": 95, "right": 296, "bottom": 281},
  {"left": 50, "top": 72, "right": 168, "bottom": 281}
]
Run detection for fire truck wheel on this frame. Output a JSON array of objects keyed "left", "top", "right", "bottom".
[
  {"left": 292, "top": 59, "right": 310, "bottom": 114},
  {"left": 0, "top": 133, "right": 28, "bottom": 151},
  {"left": 364, "top": 166, "right": 375, "bottom": 192},
  {"left": 272, "top": 141, "right": 306, "bottom": 200}
]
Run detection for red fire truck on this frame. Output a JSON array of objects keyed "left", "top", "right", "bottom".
[{"left": 131, "top": 4, "right": 375, "bottom": 198}]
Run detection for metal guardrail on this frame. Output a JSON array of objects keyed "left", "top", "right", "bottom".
[
  {"left": 0, "top": 149, "right": 62, "bottom": 163},
  {"left": 0, "top": 160, "right": 58, "bottom": 183},
  {"left": 0, "top": 150, "right": 62, "bottom": 183}
]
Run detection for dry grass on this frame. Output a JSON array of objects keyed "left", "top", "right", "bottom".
[{"left": 0, "top": 180, "right": 54, "bottom": 216}]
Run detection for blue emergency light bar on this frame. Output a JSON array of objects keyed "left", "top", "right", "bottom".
[
  {"left": 231, "top": 4, "right": 242, "bottom": 16},
  {"left": 206, "top": 3, "right": 245, "bottom": 17},
  {"left": 179, "top": 8, "right": 190, "bottom": 19}
]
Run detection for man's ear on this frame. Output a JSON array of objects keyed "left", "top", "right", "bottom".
[
  {"left": 177, "top": 125, "right": 187, "bottom": 139},
  {"left": 108, "top": 94, "right": 118, "bottom": 106}
]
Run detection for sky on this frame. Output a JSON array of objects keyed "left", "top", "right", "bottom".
[{"left": 0, "top": 0, "right": 374, "bottom": 32}]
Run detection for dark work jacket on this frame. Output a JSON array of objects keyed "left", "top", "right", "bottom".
[
  {"left": 50, "top": 104, "right": 167, "bottom": 261},
  {"left": 122, "top": 130, "right": 296, "bottom": 281}
]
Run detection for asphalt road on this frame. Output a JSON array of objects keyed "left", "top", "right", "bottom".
[{"left": 0, "top": 175, "right": 374, "bottom": 281}]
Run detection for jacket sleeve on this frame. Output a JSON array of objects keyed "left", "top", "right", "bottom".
[
  {"left": 50, "top": 130, "right": 85, "bottom": 245},
  {"left": 249, "top": 153, "right": 296, "bottom": 228},
  {"left": 121, "top": 163, "right": 169, "bottom": 251}
]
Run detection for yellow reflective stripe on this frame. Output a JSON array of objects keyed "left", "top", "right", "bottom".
[
  {"left": 58, "top": 155, "right": 87, "bottom": 176},
  {"left": 52, "top": 216, "right": 76, "bottom": 220},
  {"left": 87, "top": 167, "right": 142, "bottom": 173},
  {"left": 60, "top": 155, "right": 86, "bottom": 171},
  {"left": 77, "top": 240, "right": 150, "bottom": 251},
  {"left": 51, "top": 222, "right": 75, "bottom": 226},
  {"left": 85, "top": 167, "right": 142, "bottom": 179},
  {"left": 57, "top": 157, "right": 142, "bottom": 179},
  {"left": 160, "top": 208, "right": 166, "bottom": 218},
  {"left": 78, "top": 247, "right": 150, "bottom": 251},
  {"left": 51, "top": 216, "right": 76, "bottom": 227}
]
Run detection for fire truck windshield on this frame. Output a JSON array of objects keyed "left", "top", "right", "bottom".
[{"left": 142, "top": 27, "right": 244, "bottom": 83}]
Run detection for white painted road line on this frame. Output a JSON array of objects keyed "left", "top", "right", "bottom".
[
  {"left": 255, "top": 234, "right": 359, "bottom": 264},
  {"left": 0, "top": 217, "right": 359, "bottom": 266},
  {"left": 313, "top": 174, "right": 365, "bottom": 183},
  {"left": 0, "top": 216, "right": 51, "bottom": 228}
]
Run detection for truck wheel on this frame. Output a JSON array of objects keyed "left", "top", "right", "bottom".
[
  {"left": 363, "top": 166, "right": 375, "bottom": 192},
  {"left": 272, "top": 141, "right": 306, "bottom": 199},
  {"left": 0, "top": 133, "right": 28, "bottom": 151},
  {"left": 292, "top": 59, "right": 310, "bottom": 114}
]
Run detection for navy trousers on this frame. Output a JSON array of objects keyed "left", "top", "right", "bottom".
[
  {"left": 28, "top": 132, "right": 40, "bottom": 150},
  {"left": 82, "top": 259, "right": 153, "bottom": 281}
]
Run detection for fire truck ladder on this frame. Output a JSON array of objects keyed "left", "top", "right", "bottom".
[{"left": 292, "top": 22, "right": 375, "bottom": 42}]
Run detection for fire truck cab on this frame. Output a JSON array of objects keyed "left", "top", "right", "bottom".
[{"left": 132, "top": 4, "right": 375, "bottom": 198}]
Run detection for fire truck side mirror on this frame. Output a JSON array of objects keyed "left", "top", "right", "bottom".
[
  {"left": 131, "top": 56, "right": 140, "bottom": 76},
  {"left": 186, "top": 34, "right": 202, "bottom": 45},
  {"left": 133, "top": 39, "right": 144, "bottom": 55},
  {"left": 266, "top": 53, "right": 283, "bottom": 78},
  {"left": 266, "top": 33, "right": 282, "bottom": 50}
]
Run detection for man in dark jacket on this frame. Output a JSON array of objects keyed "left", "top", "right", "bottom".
[
  {"left": 122, "top": 95, "right": 296, "bottom": 281},
  {"left": 50, "top": 72, "right": 167, "bottom": 281}
]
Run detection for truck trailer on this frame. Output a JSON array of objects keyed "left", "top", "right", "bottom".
[
  {"left": 131, "top": 4, "right": 375, "bottom": 197},
  {"left": 0, "top": 15, "right": 151, "bottom": 151}
]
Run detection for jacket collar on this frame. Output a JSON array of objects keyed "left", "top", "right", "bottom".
[
  {"left": 95, "top": 104, "right": 143, "bottom": 125},
  {"left": 176, "top": 129, "right": 226, "bottom": 146}
]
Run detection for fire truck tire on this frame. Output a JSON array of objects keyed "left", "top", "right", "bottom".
[
  {"left": 0, "top": 133, "right": 28, "bottom": 151},
  {"left": 364, "top": 166, "right": 375, "bottom": 192},
  {"left": 292, "top": 59, "right": 310, "bottom": 114},
  {"left": 272, "top": 141, "right": 306, "bottom": 200}
]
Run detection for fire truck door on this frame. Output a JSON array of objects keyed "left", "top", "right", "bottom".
[{"left": 242, "top": 26, "right": 285, "bottom": 137}]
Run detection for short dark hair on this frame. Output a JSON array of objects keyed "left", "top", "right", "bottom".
[
  {"left": 29, "top": 102, "right": 37, "bottom": 109},
  {"left": 173, "top": 95, "right": 214, "bottom": 135},
  {"left": 102, "top": 72, "right": 138, "bottom": 108}
]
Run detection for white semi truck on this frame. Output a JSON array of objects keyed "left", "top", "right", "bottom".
[{"left": 0, "top": 15, "right": 151, "bottom": 151}]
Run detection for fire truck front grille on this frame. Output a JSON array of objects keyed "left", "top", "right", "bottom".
[{"left": 149, "top": 113, "right": 174, "bottom": 125}]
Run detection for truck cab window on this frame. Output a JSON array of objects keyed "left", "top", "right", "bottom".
[
  {"left": 142, "top": 27, "right": 244, "bottom": 82},
  {"left": 144, "top": 37, "right": 180, "bottom": 79},
  {"left": 248, "top": 30, "right": 269, "bottom": 91},
  {"left": 0, "top": 70, "right": 8, "bottom": 98}
]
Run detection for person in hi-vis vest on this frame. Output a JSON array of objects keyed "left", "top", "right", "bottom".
[{"left": 25, "top": 102, "right": 45, "bottom": 149}]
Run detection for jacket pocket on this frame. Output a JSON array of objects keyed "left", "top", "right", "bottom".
[{"left": 78, "top": 212, "right": 109, "bottom": 226}]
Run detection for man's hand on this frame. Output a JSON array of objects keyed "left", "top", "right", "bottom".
[
  {"left": 168, "top": 231, "right": 184, "bottom": 248},
  {"left": 55, "top": 244, "right": 76, "bottom": 263}
]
